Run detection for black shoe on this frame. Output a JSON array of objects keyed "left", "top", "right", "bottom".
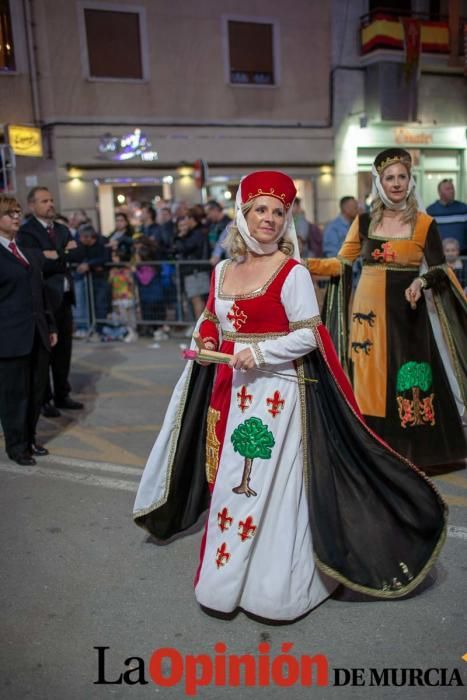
[
  {"left": 55, "top": 397, "right": 84, "bottom": 410},
  {"left": 9, "top": 453, "right": 36, "bottom": 466},
  {"left": 42, "top": 402, "right": 61, "bottom": 418},
  {"left": 30, "top": 443, "right": 49, "bottom": 456}
]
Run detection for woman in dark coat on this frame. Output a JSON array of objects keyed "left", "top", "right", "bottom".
[{"left": 173, "top": 207, "right": 210, "bottom": 319}]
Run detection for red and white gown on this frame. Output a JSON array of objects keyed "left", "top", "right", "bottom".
[
  {"left": 134, "top": 256, "right": 447, "bottom": 615},
  {"left": 194, "top": 257, "right": 337, "bottom": 619}
]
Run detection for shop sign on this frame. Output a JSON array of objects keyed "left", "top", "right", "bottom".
[
  {"left": 357, "top": 125, "right": 466, "bottom": 149},
  {"left": 98, "top": 128, "right": 158, "bottom": 162},
  {"left": 8, "top": 124, "right": 43, "bottom": 157},
  {"left": 394, "top": 128, "right": 433, "bottom": 145}
]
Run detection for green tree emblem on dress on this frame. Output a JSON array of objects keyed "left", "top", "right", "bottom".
[
  {"left": 396, "top": 361, "right": 435, "bottom": 428},
  {"left": 231, "top": 417, "right": 275, "bottom": 497}
]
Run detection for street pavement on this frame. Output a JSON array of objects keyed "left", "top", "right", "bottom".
[{"left": 0, "top": 338, "right": 466, "bottom": 700}]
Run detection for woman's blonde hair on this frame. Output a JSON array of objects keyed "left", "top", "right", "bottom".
[
  {"left": 369, "top": 160, "right": 418, "bottom": 234},
  {"left": 224, "top": 200, "right": 294, "bottom": 260}
]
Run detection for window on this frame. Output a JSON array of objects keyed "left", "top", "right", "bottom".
[
  {"left": 226, "top": 19, "right": 277, "bottom": 86},
  {"left": 0, "top": 0, "right": 15, "bottom": 72},
  {"left": 82, "top": 5, "right": 145, "bottom": 80}
]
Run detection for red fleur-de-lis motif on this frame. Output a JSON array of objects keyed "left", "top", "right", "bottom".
[
  {"left": 238, "top": 515, "right": 257, "bottom": 542},
  {"left": 227, "top": 302, "right": 248, "bottom": 331},
  {"left": 217, "top": 507, "right": 233, "bottom": 533},
  {"left": 216, "top": 542, "right": 231, "bottom": 568},
  {"left": 237, "top": 385, "right": 253, "bottom": 413},
  {"left": 266, "top": 390, "right": 285, "bottom": 418}
]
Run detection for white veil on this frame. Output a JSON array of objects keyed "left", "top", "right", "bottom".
[{"left": 234, "top": 181, "right": 301, "bottom": 261}]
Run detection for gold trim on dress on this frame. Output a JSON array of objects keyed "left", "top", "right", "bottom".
[
  {"left": 295, "top": 357, "right": 309, "bottom": 492},
  {"left": 205, "top": 407, "right": 221, "bottom": 484},
  {"left": 368, "top": 211, "right": 429, "bottom": 242},
  {"left": 314, "top": 520, "right": 447, "bottom": 599},
  {"left": 251, "top": 342, "right": 266, "bottom": 367},
  {"left": 203, "top": 309, "right": 219, "bottom": 323},
  {"left": 368, "top": 232, "right": 415, "bottom": 241},
  {"left": 222, "top": 330, "right": 288, "bottom": 342},
  {"left": 289, "top": 316, "right": 322, "bottom": 330},
  {"left": 218, "top": 257, "right": 290, "bottom": 300},
  {"left": 363, "top": 263, "right": 419, "bottom": 271}
]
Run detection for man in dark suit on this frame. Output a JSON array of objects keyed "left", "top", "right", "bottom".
[
  {"left": 0, "top": 195, "right": 57, "bottom": 465},
  {"left": 17, "top": 187, "right": 84, "bottom": 415}
]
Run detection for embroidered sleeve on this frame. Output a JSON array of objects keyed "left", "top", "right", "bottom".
[
  {"left": 248, "top": 265, "right": 319, "bottom": 367},
  {"left": 289, "top": 316, "right": 321, "bottom": 331},
  {"left": 199, "top": 268, "right": 219, "bottom": 348},
  {"left": 306, "top": 216, "right": 361, "bottom": 277},
  {"left": 250, "top": 343, "right": 266, "bottom": 367}
]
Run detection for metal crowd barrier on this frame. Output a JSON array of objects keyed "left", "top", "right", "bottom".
[{"left": 72, "top": 259, "right": 214, "bottom": 336}]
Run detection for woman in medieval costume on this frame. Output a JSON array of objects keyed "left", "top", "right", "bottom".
[
  {"left": 306, "top": 149, "right": 466, "bottom": 471},
  {"left": 134, "top": 170, "right": 447, "bottom": 622}
]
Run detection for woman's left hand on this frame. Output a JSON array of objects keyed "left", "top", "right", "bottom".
[
  {"left": 405, "top": 278, "right": 423, "bottom": 309},
  {"left": 230, "top": 348, "right": 256, "bottom": 371}
]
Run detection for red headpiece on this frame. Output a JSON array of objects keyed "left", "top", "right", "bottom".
[{"left": 240, "top": 170, "right": 297, "bottom": 210}]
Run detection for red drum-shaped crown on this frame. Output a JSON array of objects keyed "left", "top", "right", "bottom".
[{"left": 240, "top": 171, "right": 297, "bottom": 210}]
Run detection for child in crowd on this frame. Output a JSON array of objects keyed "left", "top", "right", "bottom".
[
  {"left": 133, "top": 241, "right": 166, "bottom": 336},
  {"left": 106, "top": 249, "right": 138, "bottom": 342},
  {"left": 443, "top": 237, "right": 467, "bottom": 290}
]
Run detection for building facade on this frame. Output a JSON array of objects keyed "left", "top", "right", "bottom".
[
  {"left": 331, "top": 0, "right": 467, "bottom": 211},
  {"left": 1, "top": 0, "right": 334, "bottom": 232}
]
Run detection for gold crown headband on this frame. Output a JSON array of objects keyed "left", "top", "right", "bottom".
[{"left": 376, "top": 155, "right": 412, "bottom": 174}]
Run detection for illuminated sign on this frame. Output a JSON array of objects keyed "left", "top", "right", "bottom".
[
  {"left": 98, "top": 128, "right": 158, "bottom": 162},
  {"left": 394, "top": 128, "right": 433, "bottom": 145},
  {"left": 8, "top": 124, "right": 43, "bottom": 157}
]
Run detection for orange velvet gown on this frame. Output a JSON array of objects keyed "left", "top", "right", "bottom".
[{"left": 307, "top": 212, "right": 466, "bottom": 467}]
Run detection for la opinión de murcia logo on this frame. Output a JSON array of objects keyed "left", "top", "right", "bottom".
[{"left": 94, "top": 645, "right": 465, "bottom": 695}]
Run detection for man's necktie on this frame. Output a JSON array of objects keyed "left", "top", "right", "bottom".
[
  {"left": 47, "top": 224, "right": 57, "bottom": 246},
  {"left": 8, "top": 241, "right": 30, "bottom": 269}
]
